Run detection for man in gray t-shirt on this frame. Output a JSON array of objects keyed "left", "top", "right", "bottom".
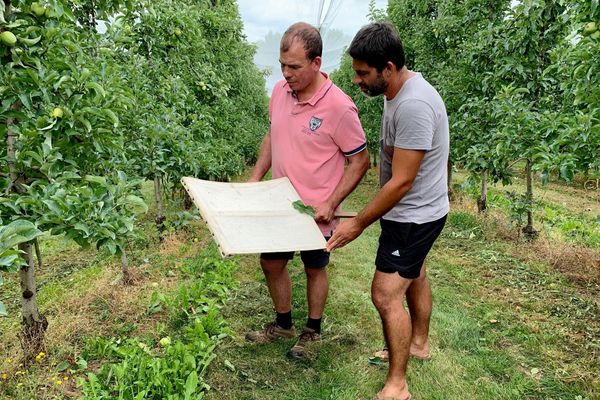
[
  {"left": 327, "top": 22, "right": 448, "bottom": 400},
  {"left": 380, "top": 72, "right": 449, "bottom": 223}
]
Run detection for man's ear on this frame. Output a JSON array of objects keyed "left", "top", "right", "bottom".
[
  {"left": 312, "top": 56, "right": 322, "bottom": 70},
  {"left": 385, "top": 61, "right": 395, "bottom": 73}
]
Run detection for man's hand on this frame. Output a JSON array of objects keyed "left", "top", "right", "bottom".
[
  {"left": 326, "top": 217, "right": 364, "bottom": 252},
  {"left": 313, "top": 202, "right": 335, "bottom": 223}
]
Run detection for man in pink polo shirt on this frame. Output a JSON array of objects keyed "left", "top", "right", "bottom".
[{"left": 246, "top": 22, "right": 369, "bottom": 358}]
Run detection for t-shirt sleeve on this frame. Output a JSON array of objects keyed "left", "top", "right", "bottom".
[
  {"left": 394, "top": 100, "right": 435, "bottom": 151},
  {"left": 332, "top": 108, "right": 367, "bottom": 156}
]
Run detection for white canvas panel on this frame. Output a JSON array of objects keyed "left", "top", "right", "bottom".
[{"left": 181, "top": 177, "right": 327, "bottom": 257}]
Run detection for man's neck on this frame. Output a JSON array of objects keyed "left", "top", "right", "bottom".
[
  {"left": 385, "top": 66, "right": 415, "bottom": 101},
  {"left": 295, "top": 72, "right": 327, "bottom": 102}
]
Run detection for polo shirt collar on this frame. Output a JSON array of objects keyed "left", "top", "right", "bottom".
[{"left": 285, "top": 72, "right": 333, "bottom": 106}]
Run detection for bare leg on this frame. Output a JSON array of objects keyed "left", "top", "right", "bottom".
[
  {"left": 305, "top": 267, "right": 329, "bottom": 319},
  {"left": 372, "top": 270, "right": 412, "bottom": 400},
  {"left": 406, "top": 262, "right": 432, "bottom": 358},
  {"left": 260, "top": 258, "right": 292, "bottom": 313}
]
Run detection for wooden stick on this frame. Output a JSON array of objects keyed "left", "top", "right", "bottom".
[{"left": 334, "top": 211, "right": 357, "bottom": 218}]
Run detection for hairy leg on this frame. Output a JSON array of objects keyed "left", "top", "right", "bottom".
[
  {"left": 305, "top": 267, "right": 329, "bottom": 319},
  {"left": 260, "top": 258, "right": 292, "bottom": 313},
  {"left": 406, "top": 262, "right": 432, "bottom": 358},
  {"left": 372, "top": 270, "right": 412, "bottom": 399}
]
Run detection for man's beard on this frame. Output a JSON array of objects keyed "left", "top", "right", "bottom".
[{"left": 359, "top": 74, "right": 387, "bottom": 97}]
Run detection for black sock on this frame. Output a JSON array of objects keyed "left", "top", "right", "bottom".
[
  {"left": 276, "top": 311, "right": 293, "bottom": 329},
  {"left": 306, "top": 317, "right": 321, "bottom": 334}
]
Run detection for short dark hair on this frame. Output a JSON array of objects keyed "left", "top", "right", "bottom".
[
  {"left": 280, "top": 22, "right": 322, "bottom": 61},
  {"left": 347, "top": 22, "right": 405, "bottom": 72}
]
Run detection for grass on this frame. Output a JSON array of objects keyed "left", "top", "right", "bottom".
[
  {"left": 0, "top": 168, "right": 598, "bottom": 399},
  {"left": 203, "top": 169, "right": 599, "bottom": 400}
]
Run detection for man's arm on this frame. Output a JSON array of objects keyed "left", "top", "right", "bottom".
[
  {"left": 313, "top": 149, "right": 370, "bottom": 223},
  {"left": 248, "top": 132, "right": 272, "bottom": 182},
  {"left": 326, "top": 147, "right": 425, "bottom": 251}
]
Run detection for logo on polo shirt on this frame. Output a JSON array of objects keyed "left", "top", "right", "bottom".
[
  {"left": 391, "top": 250, "right": 401, "bottom": 257},
  {"left": 309, "top": 116, "right": 323, "bottom": 131}
]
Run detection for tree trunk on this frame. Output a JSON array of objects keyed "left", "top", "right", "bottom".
[
  {"left": 18, "top": 242, "right": 48, "bottom": 361},
  {"left": 121, "top": 249, "right": 132, "bottom": 285},
  {"left": 154, "top": 176, "right": 165, "bottom": 240},
  {"left": 477, "top": 170, "right": 488, "bottom": 213},
  {"left": 522, "top": 159, "right": 538, "bottom": 239},
  {"left": 182, "top": 185, "right": 193, "bottom": 210}
]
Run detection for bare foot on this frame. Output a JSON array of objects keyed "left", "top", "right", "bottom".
[
  {"left": 409, "top": 342, "right": 431, "bottom": 360},
  {"left": 376, "top": 381, "right": 411, "bottom": 400}
]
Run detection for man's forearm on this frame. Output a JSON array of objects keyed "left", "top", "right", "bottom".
[
  {"left": 326, "top": 149, "right": 369, "bottom": 208},
  {"left": 354, "top": 178, "right": 412, "bottom": 229}
]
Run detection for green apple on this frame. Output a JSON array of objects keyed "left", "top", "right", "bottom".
[
  {"left": 51, "top": 107, "right": 64, "bottom": 118},
  {"left": 0, "top": 31, "right": 17, "bottom": 47},
  {"left": 582, "top": 21, "right": 597, "bottom": 36},
  {"left": 31, "top": 2, "right": 46, "bottom": 17}
]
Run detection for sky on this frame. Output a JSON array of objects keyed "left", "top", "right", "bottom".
[{"left": 236, "top": 0, "right": 388, "bottom": 94}]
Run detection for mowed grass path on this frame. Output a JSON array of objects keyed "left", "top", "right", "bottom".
[{"left": 204, "top": 169, "right": 599, "bottom": 400}]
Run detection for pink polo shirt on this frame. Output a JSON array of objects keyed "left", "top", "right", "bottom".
[{"left": 269, "top": 74, "right": 367, "bottom": 236}]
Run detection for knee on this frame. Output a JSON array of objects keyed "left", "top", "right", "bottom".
[
  {"left": 304, "top": 267, "right": 326, "bottom": 280},
  {"left": 260, "top": 259, "right": 285, "bottom": 275},
  {"left": 371, "top": 288, "right": 393, "bottom": 316}
]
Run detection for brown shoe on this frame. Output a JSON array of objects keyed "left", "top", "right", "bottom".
[
  {"left": 287, "top": 327, "right": 321, "bottom": 358},
  {"left": 245, "top": 321, "right": 295, "bottom": 343}
]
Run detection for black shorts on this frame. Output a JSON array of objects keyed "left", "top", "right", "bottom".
[
  {"left": 260, "top": 238, "right": 330, "bottom": 269},
  {"left": 375, "top": 215, "right": 447, "bottom": 279}
]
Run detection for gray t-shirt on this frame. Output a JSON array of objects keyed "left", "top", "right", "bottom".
[{"left": 380, "top": 73, "right": 449, "bottom": 223}]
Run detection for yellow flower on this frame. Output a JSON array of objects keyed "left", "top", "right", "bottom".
[
  {"left": 63, "top": 376, "right": 68, "bottom": 381},
  {"left": 55, "top": 380, "right": 62, "bottom": 385},
  {"left": 35, "top": 352, "right": 45, "bottom": 360},
  {"left": 1, "top": 373, "right": 7, "bottom": 380}
]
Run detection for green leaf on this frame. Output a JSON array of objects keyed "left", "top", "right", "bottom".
[
  {"left": 84, "top": 175, "right": 108, "bottom": 186},
  {"left": 56, "top": 361, "right": 70, "bottom": 372},
  {"left": 292, "top": 200, "right": 315, "bottom": 218},
  {"left": 86, "top": 82, "right": 106, "bottom": 99},
  {"left": 124, "top": 195, "right": 148, "bottom": 214},
  {"left": 0, "top": 220, "right": 43, "bottom": 249},
  {"left": 0, "top": 302, "right": 7, "bottom": 317},
  {"left": 103, "top": 109, "right": 119, "bottom": 128},
  {"left": 74, "top": 223, "right": 91, "bottom": 237},
  {"left": 19, "top": 36, "right": 42, "bottom": 46},
  {"left": 184, "top": 370, "right": 199, "bottom": 400},
  {"left": 0, "top": 2, "right": 6, "bottom": 24},
  {"left": 0, "top": 254, "right": 20, "bottom": 269},
  {"left": 77, "top": 116, "right": 92, "bottom": 132}
]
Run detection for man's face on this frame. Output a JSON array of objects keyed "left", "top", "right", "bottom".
[
  {"left": 351, "top": 59, "right": 388, "bottom": 97},
  {"left": 279, "top": 39, "right": 319, "bottom": 93}
]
